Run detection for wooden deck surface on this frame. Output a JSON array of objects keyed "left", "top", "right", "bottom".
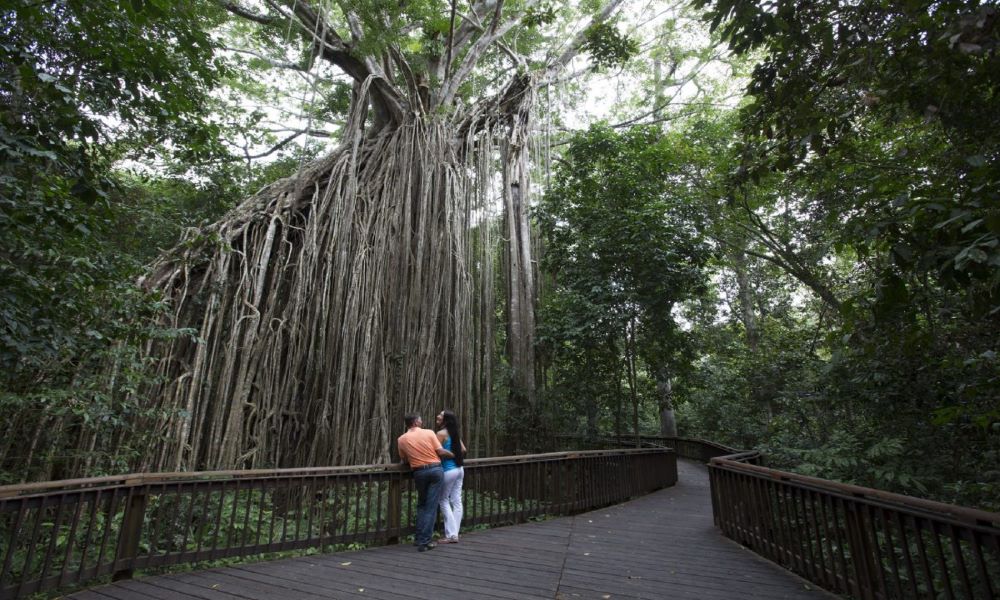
[{"left": 71, "top": 460, "right": 832, "bottom": 600}]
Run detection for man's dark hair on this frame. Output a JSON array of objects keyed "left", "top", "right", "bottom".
[{"left": 404, "top": 413, "right": 421, "bottom": 428}]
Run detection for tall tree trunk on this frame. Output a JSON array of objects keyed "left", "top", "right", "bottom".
[
  {"left": 503, "top": 102, "right": 539, "bottom": 451},
  {"left": 655, "top": 368, "right": 677, "bottom": 437},
  {"left": 733, "top": 250, "right": 759, "bottom": 352},
  {"left": 585, "top": 361, "right": 599, "bottom": 439},
  {"left": 732, "top": 246, "right": 773, "bottom": 424},
  {"left": 625, "top": 320, "right": 640, "bottom": 447},
  {"left": 614, "top": 361, "right": 624, "bottom": 439}
]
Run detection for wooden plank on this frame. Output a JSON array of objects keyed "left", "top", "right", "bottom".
[
  {"left": 107, "top": 578, "right": 223, "bottom": 600},
  {"left": 223, "top": 565, "right": 402, "bottom": 600},
  {"left": 342, "top": 551, "right": 560, "bottom": 593},
  {"left": 88, "top": 583, "right": 168, "bottom": 600},
  {"left": 90, "top": 580, "right": 190, "bottom": 600},
  {"left": 181, "top": 570, "right": 362, "bottom": 600},
  {"left": 260, "top": 554, "right": 552, "bottom": 600},
  {"left": 127, "top": 578, "right": 240, "bottom": 600},
  {"left": 70, "top": 592, "right": 120, "bottom": 600}
]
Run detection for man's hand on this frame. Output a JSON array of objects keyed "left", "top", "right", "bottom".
[{"left": 436, "top": 447, "right": 455, "bottom": 459}]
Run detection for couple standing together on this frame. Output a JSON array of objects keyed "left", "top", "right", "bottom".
[{"left": 396, "top": 410, "right": 467, "bottom": 552}]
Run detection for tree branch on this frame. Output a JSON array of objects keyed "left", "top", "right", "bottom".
[
  {"left": 289, "top": 1, "right": 408, "bottom": 126},
  {"left": 438, "top": 0, "right": 521, "bottom": 107},
  {"left": 445, "top": 0, "right": 458, "bottom": 81},
  {"left": 550, "top": 0, "right": 628, "bottom": 72},
  {"left": 452, "top": 0, "right": 498, "bottom": 51},
  {"left": 216, "top": 0, "right": 278, "bottom": 25},
  {"left": 224, "top": 46, "right": 305, "bottom": 71},
  {"left": 244, "top": 131, "right": 304, "bottom": 159},
  {"left": 262, "top": 127, "right": 340, "bottom": 138},
  {"left": 726, "top": 213, "right": 844, "bottom": 311}
]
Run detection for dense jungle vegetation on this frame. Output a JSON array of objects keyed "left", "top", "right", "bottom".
[{"left": 1, "top": 0, "right": 997, "bottom": 512}]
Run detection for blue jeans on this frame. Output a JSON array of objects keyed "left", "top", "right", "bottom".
[{"left": 413, "top": 465, "right": 444, "bottom": 546}]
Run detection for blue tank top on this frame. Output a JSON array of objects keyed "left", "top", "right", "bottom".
[{"left": 442, "top": 437, "right": 458, "bottom": 471}]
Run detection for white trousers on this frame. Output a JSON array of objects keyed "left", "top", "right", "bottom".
[{"left": 439, "top": 467, "right": 464, "bottom": 539}]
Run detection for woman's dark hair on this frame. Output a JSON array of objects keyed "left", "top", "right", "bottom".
[{"left": 441, "top": 409, "right": 463, "bottom": 467}]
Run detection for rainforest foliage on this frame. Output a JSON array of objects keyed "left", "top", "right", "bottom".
[{"left": 1, "top": 0, "right": 997, "bottom": 511}]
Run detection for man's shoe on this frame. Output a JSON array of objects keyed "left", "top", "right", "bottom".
[{"left": 418, "top": 542, "right": 437, "bottom": 552}]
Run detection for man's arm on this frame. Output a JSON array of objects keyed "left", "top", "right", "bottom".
[{"left": 430, "top": 432, "right": 454, "bottom": 459}]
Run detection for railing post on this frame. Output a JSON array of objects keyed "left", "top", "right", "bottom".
[
  {"left": 708, "top": 462, "right": 720, "bottom": 527},
  {"left": 112, "top": 486, "right": 148, "bottom": 581},
  {"left": 665, "top": 450, "right": 678, "bottom": 488},
  {"left": 843, "top": 500, "right": 878, "bottom": 600},
  {"left": 386, "top": 475, "right": 401, "bottom": 545}
]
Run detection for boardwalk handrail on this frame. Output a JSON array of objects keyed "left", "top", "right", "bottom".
[
  {"left": 552, "top": 433, "right": 756, "bottom": 463},
  {"left": 710, "top": 451, "right": 1000, "bottom": 600},
  {"left": 0, "top": 448, "right": 676, "bottom": 599}
]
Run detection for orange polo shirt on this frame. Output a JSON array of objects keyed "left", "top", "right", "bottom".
[{"left": 397, "top": 427, "right": 443, "bottom": 468}]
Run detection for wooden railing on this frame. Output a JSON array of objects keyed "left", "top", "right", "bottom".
[
  {"left": 551, "top": 434, "right": 755, "bottom": 463},
  {"left": 0, "top": 448, "right": 676, "bottom": 599},
  {"left": 710, "top": 454, "right": 1000, "bottom": 600},
  {"left": 7, "top": 430, "right": 996, "bottom": 599}
]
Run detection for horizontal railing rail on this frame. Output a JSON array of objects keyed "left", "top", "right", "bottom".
[
  {"left": 709, "top": 451, "right": 1000, "bottom": 600},
  {"left": 0, "top": 448, "right": 676, "bottom": 599},
  {"left": 552, "top": 434, "right": 756, "bottom": 463}
]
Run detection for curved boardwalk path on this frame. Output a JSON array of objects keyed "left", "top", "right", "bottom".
[{"left": 71, "top": 460, "right": 832, "bottom": 600}]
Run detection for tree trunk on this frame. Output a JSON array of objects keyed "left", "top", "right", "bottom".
[
  {"left": 585, "top": 377, "right": 599, "bottom": 440},
  {"left": 503, "top": 100, "right": 539, "bottom": 451},
  {"left": 733, "top": 246, "right": 774, "bottom": 424},
  {"left": 656, "top": 370, "right": 677, "bottom": 437},
  {"left": 625, "top": 321, "right": 640, "bottom": 446}
]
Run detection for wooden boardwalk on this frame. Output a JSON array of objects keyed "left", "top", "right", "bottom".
[{"left": 71, "top": 460, "right": 832, "bottom": 600}]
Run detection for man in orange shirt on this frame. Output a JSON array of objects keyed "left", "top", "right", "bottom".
[{"left": 397, "top": 412, "right": 454, "bottom": 551}]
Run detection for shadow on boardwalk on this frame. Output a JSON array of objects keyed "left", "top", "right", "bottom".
[{"left": 72, "top": 460, "right": 833, "bottom": 600}]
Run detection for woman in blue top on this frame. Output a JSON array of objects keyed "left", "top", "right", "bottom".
[{"left": 435, "top": 409, "right": 466, "bottom": 543}]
